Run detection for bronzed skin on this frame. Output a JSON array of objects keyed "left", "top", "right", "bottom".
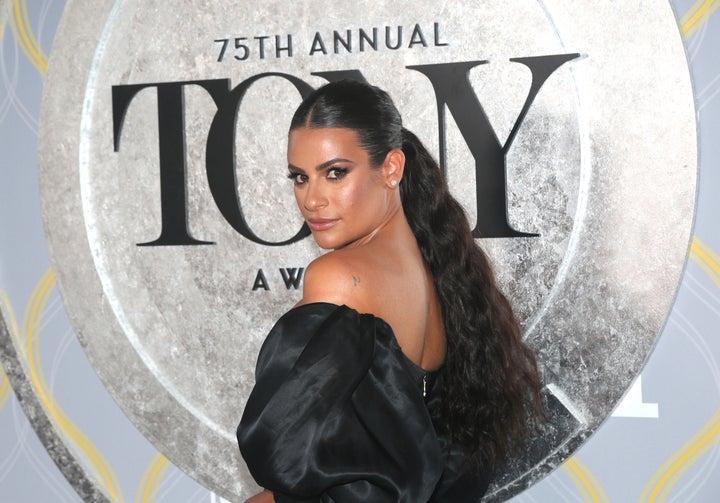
[
  {"left": 287, "top": 127, "right": 445, "bottom": 370},
  {"left": 245, "top": 127, "right": 446, "bottom": 503}
]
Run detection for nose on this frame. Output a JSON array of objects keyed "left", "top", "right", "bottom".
[{"left": 302, "top": 181, "right": 328, "bottom": 212}]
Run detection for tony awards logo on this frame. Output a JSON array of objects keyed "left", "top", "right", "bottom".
[{"left": 36, "top": 3, "right": 696, "bottom": 501}]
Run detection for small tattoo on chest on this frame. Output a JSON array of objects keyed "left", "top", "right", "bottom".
[{"left": 353, "top": 275, "right": 361, "bottom": 287}]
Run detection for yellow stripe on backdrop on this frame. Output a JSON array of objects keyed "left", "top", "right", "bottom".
[
  {"left": 0, "top": 291, "right": 20, "bottom": 412},
  {"left": 0, "top": 372, "right": 9, "bottom": 412},
  {"left": 135, "top": 453, "right": 170, "bottom": 503},
  {"left": 689, "top": 237, "right": 720, "bottom": 287},
  {"left": 1, "top": 291, "right": 21, "bottom": 354},
  {"left": 21, "top": 269, "right": 125, "bottom": 502},
  {"left": 636, "top": 238, "right": 720, "bottom": 502},
  {"left": 7, "top": 0, "right": 48, "bottom": 75},
  {"left": 0, "top": 2, "right": 9, "bottom": 43},
  {"left": 562, "top": 455, "right": 610, "bottom": 503},
  {"left": 680, "top": 0, "right": 720, "bottom": 38},
  {"left": 639, "top": 408, "right": 720, "bottom": 502}
]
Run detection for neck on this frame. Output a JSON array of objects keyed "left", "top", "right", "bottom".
[{"left": 341, "top": 196, "right": 408, "bottom": 250}]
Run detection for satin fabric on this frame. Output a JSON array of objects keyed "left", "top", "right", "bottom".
[{"left": 238, "top": 303, "right": 490, "bottom": 502}]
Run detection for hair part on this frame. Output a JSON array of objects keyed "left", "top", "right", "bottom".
[{"left": 291, "top": 80, "right": 402, "bottom": 167}]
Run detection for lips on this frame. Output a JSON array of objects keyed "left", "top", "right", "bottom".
[{"left": 307, "top": 218, "right": 339, "bottom": 231}]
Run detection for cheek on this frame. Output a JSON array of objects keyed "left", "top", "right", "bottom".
[
  {"left": 336, "top": 182, "right": 367, "bottom": 211},
  {"left": 350, "top": 172, "right": 383, "bottom": 202},
  {"left": 293, "top": 186, "right": 304, "bottom": 209}
]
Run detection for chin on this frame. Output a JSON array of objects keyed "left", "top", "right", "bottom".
[
  {"left": 313, "top": 235, "right": 355, "bottom": 251},
  {"left": 311, "top": 234, "right": 339, "bottom": 250}
]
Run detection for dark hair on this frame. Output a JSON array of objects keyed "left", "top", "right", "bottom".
[{"left": 290, "top": 80, "right": 542, "bottom": 470}]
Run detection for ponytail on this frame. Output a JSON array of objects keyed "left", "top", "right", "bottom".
[{"left": 401, "top": 128, "right": 542, "bottom": 470}]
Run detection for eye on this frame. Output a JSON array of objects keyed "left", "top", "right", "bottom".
[
  {"left": 287, "top": 172, "right": 308, "bottom": 186},
  {"left": 326, "top": 167, "right": 349, "bottom": 180}
]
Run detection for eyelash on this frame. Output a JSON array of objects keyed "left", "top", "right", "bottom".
[
  {"left": 287, "top": 168, "right": 349, "bottom": 185},
  {"left": 287, "top": 172, "right": 307, "bottom": 185},
  {"left": 327, "top": 167, "right": 349, "bottom": 180}
]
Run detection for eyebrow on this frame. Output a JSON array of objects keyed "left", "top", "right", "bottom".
[{"left": 288, "top": 158, "right": 355, "bottom": 173}]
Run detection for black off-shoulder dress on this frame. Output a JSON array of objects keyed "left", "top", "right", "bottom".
[{"left": 237, "top": 303, "right": 491, "bottom": 502}]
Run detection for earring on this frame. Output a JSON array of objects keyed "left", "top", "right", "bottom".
[{"left": 390, "top": 180, "right": 397, "bottom": 186}]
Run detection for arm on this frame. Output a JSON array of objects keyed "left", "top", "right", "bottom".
[
  {"left": 238, "top": 303, "right": 441, "bottom": 502},
  {"left": 246, "top": 490, "right": 274, "bottom": 503},
  {"left": 238, "top": 304, "right": 376, "bottom": 498},
  {"left": 299, "top": 253, "right": 369, "bottom": 311}
]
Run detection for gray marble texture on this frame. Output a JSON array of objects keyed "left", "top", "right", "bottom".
[{"left": 0, "top": 0, "right": 699, "bottom": 501}]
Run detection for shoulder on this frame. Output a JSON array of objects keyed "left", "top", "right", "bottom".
[{"left": 300, "top": 250, "right": 372, "bottom": 312}]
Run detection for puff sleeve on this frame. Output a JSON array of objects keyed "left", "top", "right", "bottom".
[{"left": 237, "top": 303, "right": 444, "bottom": 503}]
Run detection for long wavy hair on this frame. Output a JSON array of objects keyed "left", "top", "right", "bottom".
[{"left": 290, "top": 80, "right": 542, "bottom": 470}]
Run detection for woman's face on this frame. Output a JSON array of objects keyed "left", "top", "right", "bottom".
[{"left": 287, "top": 127, "right": 396, "bottom": 250}]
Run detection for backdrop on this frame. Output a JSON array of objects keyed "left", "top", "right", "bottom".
[{"left": 1, "top": 0, "right": 719, "bottom": 502}]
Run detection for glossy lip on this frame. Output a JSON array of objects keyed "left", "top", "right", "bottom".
[{"left": 307, "top": 218, "right": 339, "bottom": 231}]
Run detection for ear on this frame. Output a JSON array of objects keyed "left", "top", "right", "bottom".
[{"left": 382, "top": 148, "right": 405, "bottom": 188}]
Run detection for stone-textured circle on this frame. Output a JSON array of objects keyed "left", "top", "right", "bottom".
[{"left": 38, "top": 0, "right": 695, "bottom": 500}]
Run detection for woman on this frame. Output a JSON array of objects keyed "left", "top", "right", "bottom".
[{"left": 237, "top": 80, "right": 541, "bottom": 502}]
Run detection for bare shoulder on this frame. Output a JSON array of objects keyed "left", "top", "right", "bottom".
[{"left": 300, "top": 250, "right": 372, "bottom": 311}]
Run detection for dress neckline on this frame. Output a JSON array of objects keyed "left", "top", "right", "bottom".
[{"left": 289, "top": 301, "right": 444, "bottom": 374}]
